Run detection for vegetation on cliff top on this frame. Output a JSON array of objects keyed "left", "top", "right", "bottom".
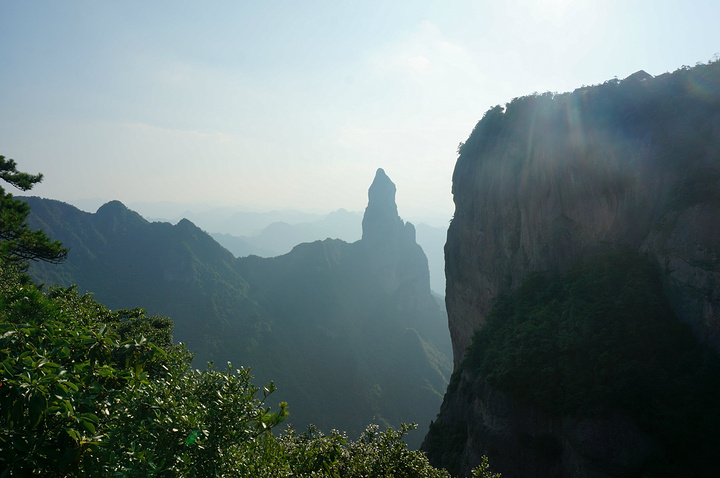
[{"left": 457, "top": 59, "right": 720, "bottom": 164}]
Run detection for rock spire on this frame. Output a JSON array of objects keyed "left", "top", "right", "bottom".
[{"left": 362, "top": 168, "right": 410, "bottom": 244}]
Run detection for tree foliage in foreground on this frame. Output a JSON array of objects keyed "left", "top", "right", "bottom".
[
  {"left": 0, "top": 156, "right": 67, "bottom": 269},
  {"left": 0, "top": 254, "right": 500, "bottom": 477}
]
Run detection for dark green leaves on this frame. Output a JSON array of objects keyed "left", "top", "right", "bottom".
[
  {"left": 0, "top": 155, "right": 67, "bottom": 268},
  {"left": 185, "top": 429, "right": 201, "bottom": 446},
  {"left": 0, "top": 155, "right": 43, "bottom": 191},
  {"left": 0, "top": 269, "right": 177, "bottom": 476}
]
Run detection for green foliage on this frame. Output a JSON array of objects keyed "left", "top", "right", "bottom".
[
  {"left": 280, "top": 423, "right": 446, "bottom": 478},
  {"left": 471, "top": 456, "right": 501, "bottom": 478},
  {"left": 279, "top": 423, "right": 499, "bottom": 478},
  {"left": 0, "top": 266, "right": 184, "bottom": 475},
  {"left": 94, "top": 363, "right": 289, "bottom": 476},
  {"left": 0, "top": 264, "right": 490, "bottom": 476},
  {"left": 0, "top": 156, "right": 43, "bottom": 191},
  {"left": 0, "top": 156, "right": 67, "bottom": 269},
  {"left": 0, "top": 264, "right": 289, "bottom": 476},
  {"left": 465, "top": 249, "right": 696, "bottom": 414}
]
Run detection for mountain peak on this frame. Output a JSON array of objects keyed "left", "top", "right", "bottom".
[
  {"left": 95, "top": 200, "right": 147, "bottom": 232},
  {"left": 362, "top": 168, "right": 404, "bottom": 243},
  {"left": 96, "top": 200, "right": 129, "bottom": 215},
  {"left": 367, "top": 168, "right": 397, "bottom": 212}
]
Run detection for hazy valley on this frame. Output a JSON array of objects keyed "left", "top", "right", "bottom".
[{"left": 23, "top": 169, "right": 451, "bottom": 449}]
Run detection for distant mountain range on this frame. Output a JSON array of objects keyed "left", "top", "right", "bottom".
[
  {"left": 23, "top": 168, "right": 451, "bottom": 448},
  {"left": 131, "top": 203, "right": 448, "bottom": 295},
  {"left": 206, "top": 210, "right": 448, "bottom": 296},
  {"left": 209, "top": 209, "right": 362, "bottom": 257}
]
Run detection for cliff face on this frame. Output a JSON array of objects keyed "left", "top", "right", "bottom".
[
  {"left": 430, "top": 370, "right": 659, "bottom": 478},
  {"left": 446, "top": 65, "right": 720, "bottom": 366},
  {"left": 430, "top": 61, "right": 720, "bottom": 476}
]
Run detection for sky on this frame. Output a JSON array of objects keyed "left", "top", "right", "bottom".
[{"left": 1, "top": 0, "right": 719, "bottom": 226}]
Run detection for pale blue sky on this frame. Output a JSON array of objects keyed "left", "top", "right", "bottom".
[{"left": 1, "top": 0, "right": 718, "bottom": 225}]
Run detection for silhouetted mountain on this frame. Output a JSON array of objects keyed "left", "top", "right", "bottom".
[
  {"left": 210, "top": 206, "right": 448, "bottom": 295},
  {"left": 23, "top": 169, "right": 451, "bottom": 448},
  {"left": 24, "top": 198, "right": 258, "bottom": 358},
  {"left": 415, "top": 223, "right": 448, "bottom": 294}
]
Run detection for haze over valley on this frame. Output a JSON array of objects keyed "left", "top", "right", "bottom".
[{"left": 23, "top": 169, "right": 452, "bottom": 449}]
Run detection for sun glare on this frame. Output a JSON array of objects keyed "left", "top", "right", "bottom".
[{"left": 529, "top": 0, "right": 580, "bottom": 24}]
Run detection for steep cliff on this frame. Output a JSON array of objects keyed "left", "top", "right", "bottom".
[
  {"left": 426, "top": 61, "right": 720, "bottom": 476},
  {"left": 447, "top": 63, "right": 720, "bottom": 366}
]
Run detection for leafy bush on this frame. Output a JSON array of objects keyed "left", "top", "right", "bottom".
[
  {"left": 1, "top": 265, "right": 500, "bottom": 477},
  {"left": 0, "top": 264, "right": 287, "bottom": 477},
  {"left": 0, "top": 267, "right": 183, "bottom": 475}
]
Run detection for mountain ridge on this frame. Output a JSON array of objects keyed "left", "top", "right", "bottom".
[{"left": 23, "top": 169, "right": 451, "bottom": 448}]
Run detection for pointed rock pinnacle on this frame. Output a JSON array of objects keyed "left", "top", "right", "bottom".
[{"left": 362, "top": 168, "right": 405, "bottom": 243}]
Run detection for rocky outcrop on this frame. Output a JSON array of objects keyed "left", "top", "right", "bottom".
[
  {"left": 428, "top": 61, "right": 720, "bottom": 476},
  {"left": 233, "top": 168, "right": 452, "bottom": 447},
  {"left": 362, "top": 168, "right": 406, "bottom": 244},
  {"left": 361, "top": 168, "right": 432, "bottom": 301}
]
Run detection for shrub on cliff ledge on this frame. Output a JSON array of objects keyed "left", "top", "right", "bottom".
[{"left": 460, "top": 247, "right": 720, "bottom": 474}]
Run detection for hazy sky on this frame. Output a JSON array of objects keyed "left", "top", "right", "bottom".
[{"left": 1, "top": 1, "right": 718, "bottom": 225}]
